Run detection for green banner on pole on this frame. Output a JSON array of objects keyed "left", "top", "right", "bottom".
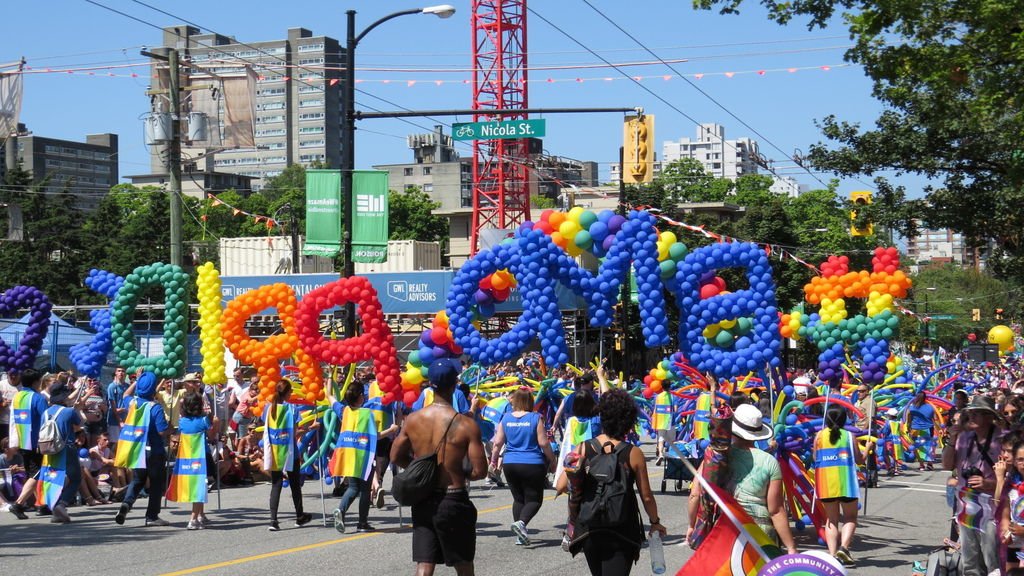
[
  {"left": 303, "top": 169, "right": 343, "bottom": 257},
  {"left": 351, "top": 170, "right": 389, "bottom": 263}
]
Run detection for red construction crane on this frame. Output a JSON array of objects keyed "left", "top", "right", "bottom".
[{"left": 470, "top": 0, "right": 530, "bottom": 254}]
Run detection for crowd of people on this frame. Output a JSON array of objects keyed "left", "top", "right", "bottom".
[{"left": 3, "top": 353, "right": 1024, "bottom": 576}]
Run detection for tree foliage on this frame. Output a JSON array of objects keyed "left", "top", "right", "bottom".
[
  {"left": 388, "top": 185, "right": 448, "bottom": 242},
  {"left": 0, "top": 167, "right": 93, "bottom": 302},
  {"left": 694, "top": 0, "right": 1024, "bottom": 278}
]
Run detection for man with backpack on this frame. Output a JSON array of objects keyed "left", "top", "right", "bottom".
[
  {"left": 38, "top": 383, "right": 84, "bottom": 523},
  {"left": 7, "top": 369, "right": 50, "bottom": 520},
  {"left": 391, "top": 359, "right": 488, "bottom": 576}
]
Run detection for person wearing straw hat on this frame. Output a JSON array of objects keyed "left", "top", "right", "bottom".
[
  {"left": 943, "top": 394, "right": 1006, "bottom": 576},
  {"left": 687, "top": 404, "right": 797, "bottom": 554}
]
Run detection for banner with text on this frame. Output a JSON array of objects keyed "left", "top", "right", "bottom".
[
  {"left": 351, "top": 170, "right": 389, "bottom": 264},
  {"left": 303, "top": 169, "right": 342, "bottom": 258}
]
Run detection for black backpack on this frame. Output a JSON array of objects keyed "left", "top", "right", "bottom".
[
  {"left": 578, "top": 439, "right": 637, "bottom": 530},
  {"left": 393, "top": 414, "right": 457, "bottom": 506}
]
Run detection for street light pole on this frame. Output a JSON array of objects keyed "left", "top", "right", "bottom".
[{"left": 341, "top": 5, "right": 455, "bottom": 339}]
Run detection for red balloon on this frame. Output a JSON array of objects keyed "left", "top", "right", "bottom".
[
  {"left": 295, "top": 276, "right": 402, "bottom": 405},
  {"left": 700, "top": 284, "right": 720, "bottom": 299}
]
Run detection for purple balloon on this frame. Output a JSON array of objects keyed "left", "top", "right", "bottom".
[
  {"left": 474, "top": 289, "right": 492, "bottom": 305},
  {"left": 0, "top": 286, "right": 52, "bottom": 373},
  {"left": 607, "top": 214, "right": 626, "bottom": 233}
]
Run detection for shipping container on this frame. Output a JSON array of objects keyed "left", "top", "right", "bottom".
[
  {"left": 218, "top": 236, "right": 335, "bottom": 276},
  {"left": 354, "top": 240, "right": 442, "bottom": 273}
]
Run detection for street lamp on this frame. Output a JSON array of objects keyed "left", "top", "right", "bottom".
[{"left": 341, "top": 5, "right": 456, "bottom": 338}]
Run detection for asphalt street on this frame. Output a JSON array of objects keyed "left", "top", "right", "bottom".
[{"left": 0, "top": 446, "right": 953, "bottom": 576}]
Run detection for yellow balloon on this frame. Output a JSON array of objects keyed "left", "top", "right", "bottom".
[
  {"left": 659, "top": 231, "right": 677, "bottom": 245},
  {"left": 559, "top": 220, "right": 581, "bottom": 238},
  {"left": 196, "top": 262, "right": 226, "bottom": 385},
  {"left": 567, "top": 206, "right": 584, "bottom": 223},
  {"left": 988, "top": 324, "right": 1015, "bottom": 353},
  {"left": 719, "top": 318, "right": 737, "bottom": 330}
]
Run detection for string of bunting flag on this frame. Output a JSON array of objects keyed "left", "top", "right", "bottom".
[
  {"left": 638, "top": 207, "right": 822, "bottom": 273},
  {"left": 204, "top": 193, "right": 280, "bottom": 231},
  {"left": 3, "top": 61, "right": 853, "bottom": 84}
]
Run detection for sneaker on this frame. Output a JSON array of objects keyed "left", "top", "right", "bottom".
[
  {"left": 145, "top": 517, "right": 170, "bottom": 527},
  {"left": 374, "top": 489, "right": 386, "bottom": 509},
  {"left": 515, "top": 535, "right": 527, "bottom": 546},
  {"left": 187, "top": 519, "right": 201, "bottom": 530},
  {"left": 835, "top": 548, "right": 855, "bottom": 567},
  {"left": 9, "top": 503, "right": 28, "bottom": 520},
  {"left": 52, "top": 503, "right": 71, "bottom": 524},
  {"left": 511, "top": 520, "right": 530, "bottom": 545},
  {"left": 295, "top": 512, "right": 313, "bottom": 527},
  {"left": 655, "top": 456, "right": 665, "bottom": 466},
  {"left": 560, "top": 532, "right": 571, "bottom": 552},
  {"left": 199, "top": 515, "right": 211, "bottom": 527},
  {"left": 36, "top": 505, "right": 52, "bottom": 517},
  {"left": 268, "top": 522, "right": 280, "bottom": 532},
  {"left": 333, "top": 508, "right": 346, "bottom": 533},
  {"left": 114, "top": 503, "right": 129, "bottom": 525},
  {"left": 356, "top": 523, "right": 375, "bottom": 533}
]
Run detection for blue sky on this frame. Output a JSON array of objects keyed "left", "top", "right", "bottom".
[{"left": 4, "top": 0, "right": 909, "bottom": 197}]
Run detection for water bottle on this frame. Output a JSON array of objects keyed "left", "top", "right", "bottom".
[{"left": 649, "top": 531, "right": 666, "bottom": 575}]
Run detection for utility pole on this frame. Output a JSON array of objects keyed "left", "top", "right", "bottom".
[
  {"left": 288, "top": 203, "right": 300, "bottom": 273},
  {"left": 143, "top": 47, "right": 184, "bottom": 268},
  {"left": 618, "top": 145, "right": 631, "bottom": 370},
  {"left": 167, "top": 48, "right": 183, "bottom": 268}
]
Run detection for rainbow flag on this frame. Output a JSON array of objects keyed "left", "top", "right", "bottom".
[
  {"left": 956, "top": 488, "right": 993, "bottom": 531},
  {"left": 114, "top": 399, "right": 152, "bottom": 469},
  {"left": 9, "top": 390, "right": 34, "bottom": 450},
  {"left": 329, "top": 407, "right": 377, "bottom": 481},
  {"left": 677, "top": 476, "right": 782, "bottom": 575},
  {"left": 481, "top": 397, "right": 511, "bottom": 425},
  {"left": 420, "top": 388, "right": 436, "bottom": 408},
  {"left": 885, "top": 420, "right": 905, "bottom": 463},
  {"left": 35, "top": 451, "right": 66, "bottom": 509},
  {"left": 693, "top": 392, "right": 712, "bottom": 441},
  {"left": 165, "top": 432, "right": 208, "bottom": 503},
  {"left": 263, "top": 403, "right": 295, "bottom": 472},
  {"left": 813, "top": 429, "right": 860, "bottom": 500},
  {"left": 653, "top": 391, "right": 673, "bottom": 431},
  {"left": 364, "top": 382, "right": 394, "bottom": 433}
]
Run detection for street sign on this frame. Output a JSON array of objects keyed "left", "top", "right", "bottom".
[
  {"left": 928, "top": 314, "right": 956, "bottom": 320},
  {"left": 452, "top": 119, "right": 546, "bottom": 141}
]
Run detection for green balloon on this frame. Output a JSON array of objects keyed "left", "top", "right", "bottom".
[
  {"left": 882, "top": 327, "right": 894, "bottom": 339},
  {"left": 714, "top": 329, "right": 734, "bottom": 347},
  {"left": 578, "top": 210, "right": 598, "bottom": 230},
  {"left": 669, "top": 242, "right": 688, "bottom": 261},
  {"left": 659, "top": 259, "right": 676, "bottom": 279},
  {"left": 574, "top": 230, "right": 593, "bottom": 249},
  {"left": 736, "top": 317, "right": 753, "bottom": 335}
]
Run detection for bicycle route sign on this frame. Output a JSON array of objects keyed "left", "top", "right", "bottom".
[{"left": 452, "top": 119, "right": 546, "bottom": 141}]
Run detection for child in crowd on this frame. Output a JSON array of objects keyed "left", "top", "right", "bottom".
[{"left": 0, "top": 438, "right": 26, "bottom": 511}]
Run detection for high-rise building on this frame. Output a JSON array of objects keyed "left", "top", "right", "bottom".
[
  {"left": 1, "top": 123, "right": 118, "bottom": 211},
  {"left": 154, "top": 25, "right": 342, "bottom": 190},
  {"left": 662, "top": 123, "right": 759, "bottom": 180},
  {"left": 905, "top": 220, "right": 980, "bottom": 270}
]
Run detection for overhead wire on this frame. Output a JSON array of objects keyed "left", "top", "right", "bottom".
[
  {"left": 577, "top": 0, "right": 830, "bottom": 190},
  {"left": 525, "top": 5, "right": 810, "bottom": 189}
]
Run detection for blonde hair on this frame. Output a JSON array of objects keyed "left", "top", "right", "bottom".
[{"left": 510, "top": 388, "right": 534, "bottom": 412}]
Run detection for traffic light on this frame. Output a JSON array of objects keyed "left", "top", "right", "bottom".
[
  {"left": 995, "top": 308, "right": 1005, "bottom": 320},
  {"left": 623, "top": 114, "right": 654, "bottom": 184},
  {"left": 849, "top": 191, "right": 874, "bottom": 236},
  {"left": 972, "top": 308, "right": 981, "bottom": 322}
]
